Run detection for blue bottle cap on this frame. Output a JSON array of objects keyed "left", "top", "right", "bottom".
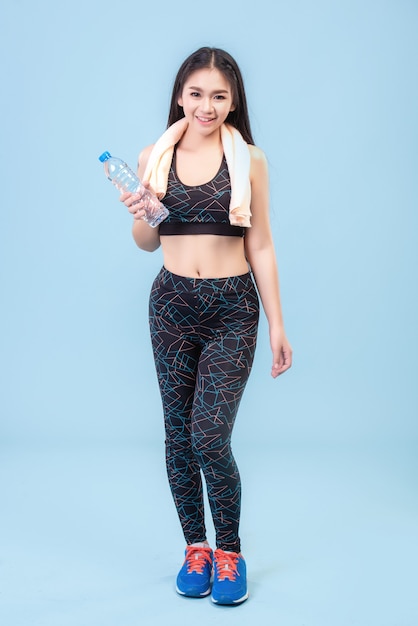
[{"left": 99, "top": 151, "right": 111, "bottom": 162}]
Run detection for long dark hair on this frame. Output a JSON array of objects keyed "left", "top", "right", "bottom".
[{"left": 167, "top": 47, "right": 254, "bottom": 145}]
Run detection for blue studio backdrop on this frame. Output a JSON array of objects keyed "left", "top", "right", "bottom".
[
  {"left": 1, "top": 0, "right": 416, "bottom": 449},
  {"left": 0, "top": 2, "right": 417, "bottom": 624}
]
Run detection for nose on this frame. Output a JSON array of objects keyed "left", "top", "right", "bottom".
[{"left": 200, "top": 97, "right": 213, "bottom": 113}]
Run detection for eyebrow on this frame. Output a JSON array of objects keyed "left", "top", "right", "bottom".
[{"left": 187, "top": 86, "right": 230, "bottom": 94}]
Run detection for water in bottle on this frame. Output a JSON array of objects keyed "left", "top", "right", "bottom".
[{"left": 99, "top": 151, "right": 169, "bottom": 228}]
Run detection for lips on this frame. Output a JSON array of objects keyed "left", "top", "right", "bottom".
[{"left": 196, "top": 116, "right": 215, "bottom": 123}]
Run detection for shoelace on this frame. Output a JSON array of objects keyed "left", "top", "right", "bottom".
[
  {"left": 184, "top": 546, "right": 212, "bottom": 574},
  {"left": 214, "top": 549, "right": 239, "bottom": 581}
]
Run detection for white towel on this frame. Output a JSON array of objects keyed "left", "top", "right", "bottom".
[{"left": 142, "top": 118, "right": 252, "bottom": 227}]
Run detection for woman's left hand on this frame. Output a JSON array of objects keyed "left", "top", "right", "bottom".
[{"left": 270, "top": 329, "right": 293, "bottom": 378}]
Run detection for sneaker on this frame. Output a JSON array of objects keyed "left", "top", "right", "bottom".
[
  {"left": 176, "top": 545, "right": 213, "bottom": 597},
  {"left": 211, "top": 549, "right": 249, "bottom": 605}
]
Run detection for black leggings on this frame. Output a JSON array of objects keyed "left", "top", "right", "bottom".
[{"left": 149, "top": 267, "right": 259, "bottom": 552}]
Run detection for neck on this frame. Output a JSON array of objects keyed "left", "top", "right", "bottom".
[{"left": 178, "top": 125, "right": 223, "bottom": 153}]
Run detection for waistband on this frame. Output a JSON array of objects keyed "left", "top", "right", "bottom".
[{"left": 157, "top": 266, "right": 254, "bottom": 292}]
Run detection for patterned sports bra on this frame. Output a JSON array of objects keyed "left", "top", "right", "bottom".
[{"left": 158, "top": 151, "right": 245, "bottom": 237}]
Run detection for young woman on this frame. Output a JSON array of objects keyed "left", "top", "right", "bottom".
[{"left": 120, "top": 47, "right": 292, "bottom": 605}]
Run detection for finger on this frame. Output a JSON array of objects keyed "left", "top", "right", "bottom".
[
  {"left": 128, "top": 204, "right": 138, "bottom": 215},
  {"left": 131, "top": 192, "right": 149, "bottom": 209},
  {"left": 129, "top": 193, "right": 142, "bottom": 206},
  {"left": 271, "top": 351, "right": 283, "bottom": 378},
  {"left": 127, "top": 196, "right": 145, "bottom": 214},
  {"left": 133, "top": 208, "right": 146, "bottom": 220},
  {"left": 271, "top": 349, "right": 292, "bottom": 378}
]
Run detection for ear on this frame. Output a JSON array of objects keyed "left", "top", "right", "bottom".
[
  {"left": 177, "top": 96, "right": 183, "bottom": 107},
  {"left": 230, "top": 103, "right": 236, "bottom": 112}
]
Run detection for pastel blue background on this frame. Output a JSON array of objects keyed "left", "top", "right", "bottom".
[{"left": 1, "top": 1, "right": 417, "bottom": 625}]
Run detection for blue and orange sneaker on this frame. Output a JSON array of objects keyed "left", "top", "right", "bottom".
[
  {"left": 211, "top": 549, "right": 249, "bottom": 605},
  {"left": 176, "top": 545, "right": 213, "bottom": 597}
]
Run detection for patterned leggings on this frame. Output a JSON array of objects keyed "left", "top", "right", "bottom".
[{"left": 149, "top": 267, "right": 259, "bottom": 552}]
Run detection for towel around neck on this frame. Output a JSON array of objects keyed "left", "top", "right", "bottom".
[{"left": 142, "top": 118, "right": 252, "bottom": 227}]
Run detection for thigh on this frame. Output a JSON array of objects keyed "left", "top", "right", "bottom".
[
  {"left": 192, "top": 275, "right": 260, "bottom": 446},
  {"left": 192, "top": 330, "right": 257, "bottom": 447},
  {"left": 149, "top": 270, "right": 201, "bottom": 439}
]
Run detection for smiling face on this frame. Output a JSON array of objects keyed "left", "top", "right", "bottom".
[{"left": 177, "top": 68, "right": 235, "bottom": 135}]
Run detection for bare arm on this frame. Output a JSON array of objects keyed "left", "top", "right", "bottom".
[
  {"left": 244, "top": 146, "right": 292, "bottom": 377},
  {"left": 119, "top": 145, "right": 161, "bottom": 252}
]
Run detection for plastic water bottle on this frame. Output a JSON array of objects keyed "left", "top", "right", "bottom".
[{"left": 99, "top": 151, "right": 169, "bottom": 228}]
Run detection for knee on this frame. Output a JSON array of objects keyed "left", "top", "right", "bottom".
[
  {"left": 192, "top": 434, "right": 230, "bottom": 466},
  {"left": 166, "top": 437, "right": 193, "bottom": 460}
]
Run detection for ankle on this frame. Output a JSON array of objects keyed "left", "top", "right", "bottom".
[{"left": 189, "top": 541, "right": 211, "bottom": 549}]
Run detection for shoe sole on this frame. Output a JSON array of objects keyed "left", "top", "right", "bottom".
[
  {"left": 211, "top": 591, "right": 249, "bottom": 605},
  {"left": 176, "top": 585, "right": 211, "bottom": 598}
]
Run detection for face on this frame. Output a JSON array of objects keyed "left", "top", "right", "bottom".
[{"left": 177, "top": 68, "right": 235, "bottom": 134}]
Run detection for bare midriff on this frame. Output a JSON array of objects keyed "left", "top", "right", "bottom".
[{"left": 160, "top": 234, "right": 249, "bottom": 279}]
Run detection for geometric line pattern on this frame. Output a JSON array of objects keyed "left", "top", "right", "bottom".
[
  {"left": 162, "top": 154, "right": 232, "bottom": 224},
  {"left": 149, "top": 268, "right": 259, "bottom": 552}
]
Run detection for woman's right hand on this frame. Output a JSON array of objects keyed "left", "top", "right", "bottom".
[{"left": 119, "top": 191, "right": 147, "bottom": 221}]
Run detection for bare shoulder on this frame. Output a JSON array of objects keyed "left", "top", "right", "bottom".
[
  {"left": 248, "top": 144, "right": 267, "bottom": 161},
  {"left": 138, "top": 144, "right": 155, "bottom": 167},
  {"left": 137, "top": 144, "right": 155, "bottom": 178},
  {"left": 248, "top": 144, "right": 268, "bottom": 180}
]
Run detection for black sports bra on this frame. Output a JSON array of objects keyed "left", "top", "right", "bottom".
[{"left": 158, "top": 152, "right": 245, "bottom": 237}]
